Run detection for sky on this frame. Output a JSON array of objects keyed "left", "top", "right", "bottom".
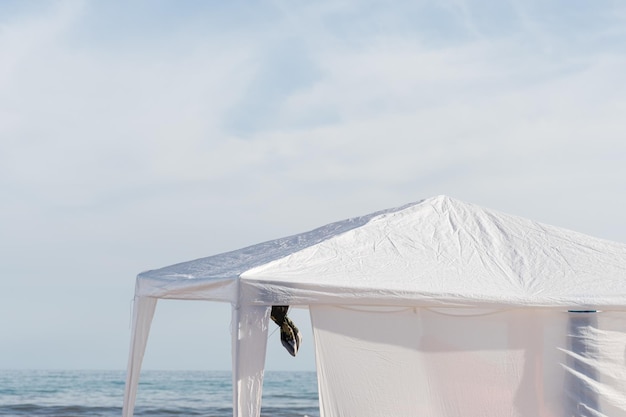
[{"left": 1, "top": 0, "right": 626, "bottom": 371}]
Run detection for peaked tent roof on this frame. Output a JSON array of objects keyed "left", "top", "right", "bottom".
[{"left": 136, "top": 195, "right": 626, "bottom": 308}]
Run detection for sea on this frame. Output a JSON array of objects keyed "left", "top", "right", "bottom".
[{"left": 0, "top": 370, "right": 319, "bottom": 417}]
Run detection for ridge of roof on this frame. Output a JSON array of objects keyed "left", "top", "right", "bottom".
[{"left": 138, "top": 197, "right": 431, "bottom": 281}]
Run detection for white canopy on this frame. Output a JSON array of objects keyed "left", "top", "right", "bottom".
[{"left": 123, "top": 195, "right": 626, "bottom": 417}]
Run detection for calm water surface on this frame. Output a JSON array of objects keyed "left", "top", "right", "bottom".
[{"left": 0, "top": 370, "right": 319, "bottom": 417}]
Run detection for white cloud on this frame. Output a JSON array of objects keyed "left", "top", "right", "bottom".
[
  {"left": 0, "top": 3, "right": 264, "bottom": 209},
  {"left": 1, "top": 0, "right": 626, "bottom": 370}
]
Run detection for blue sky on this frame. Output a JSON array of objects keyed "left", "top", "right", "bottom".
[{"left": 1, "top": 0, "right": 626, "bottom": 371}]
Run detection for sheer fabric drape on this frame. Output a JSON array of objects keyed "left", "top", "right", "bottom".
[{"left": 310, "top": 306, "right": 626, "bottom": 417}]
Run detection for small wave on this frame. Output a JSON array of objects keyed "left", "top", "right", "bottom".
[
  {"left": 0, "top": 404, "right": 121, "bottom": 416},
  {"left": 0, "top": 371, "right": 319, "bottom": 417},
  {"left": 0, "top": 405, "right": 318, "bottom": 417}
]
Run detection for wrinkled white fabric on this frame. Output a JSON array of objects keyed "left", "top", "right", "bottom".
[
  {"left": 123, "top": 196, "right": 626, "bottom": 417},
  {"left": 231, "top": 304, "right": 270, "bottom": 417},
  {"left": 243, "top": 196, "right": 626, "bottom": 308},
  {"left": 122, "top": 296, "right": 158, "bottom": 417},
  {"left": 310, "top": 306, "right": 626, "bottom": 417},
  {"left": 136, "top": 196, "right": 626, "bottom": 308}
]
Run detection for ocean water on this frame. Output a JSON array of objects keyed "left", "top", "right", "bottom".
[{"left": 0, "top": 370, "right": 319, "bottom": 417}]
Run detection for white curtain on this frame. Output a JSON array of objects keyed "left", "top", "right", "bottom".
[
  {"left": 122, "top": 296, "right": 158, "bottom": 417},
  {"left": 231, "top": 304, "right": 270, "bottom": 417},
  {"left": 122, "top": 298, "right": 270, "bottom": 417},
  {"left": 310, "top": 306, "right": 626, "bottom": 417}
]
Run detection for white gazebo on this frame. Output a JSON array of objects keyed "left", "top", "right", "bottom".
[{"left": 123, "top": 195, "right": 626, "bottom": 417}]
